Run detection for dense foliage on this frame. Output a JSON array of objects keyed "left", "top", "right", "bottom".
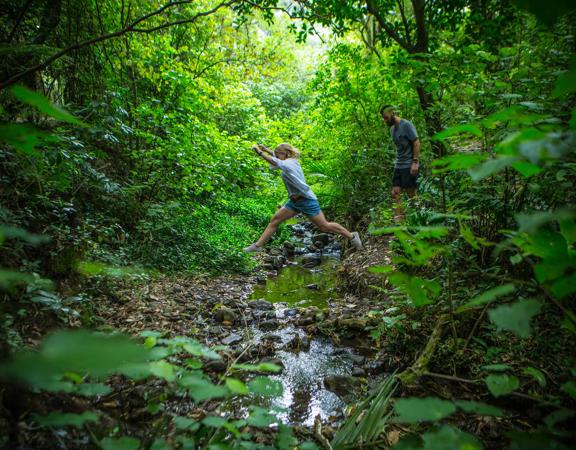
[{"left": 1, "top": 0, "right": 575, "bottom": 449}]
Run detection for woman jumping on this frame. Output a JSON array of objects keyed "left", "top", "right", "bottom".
[{"left": 243, "top": 143, "right": 362, "bottom": 253}]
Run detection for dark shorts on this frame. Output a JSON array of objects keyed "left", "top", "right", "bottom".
[
  {"left": 284, "top": 197, "right": 322, "bottom": 217},
  {"left": 392, "top": 167, "right": 418, "bottom": 189}
]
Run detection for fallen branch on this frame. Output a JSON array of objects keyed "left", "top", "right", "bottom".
[{"left": 396, "top": 314, "right": 449, "bottom": 385}]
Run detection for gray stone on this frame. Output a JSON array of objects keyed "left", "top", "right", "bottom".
[
  {"left": 259, "top": 319, "right": 280, "bottom": 330},
  {"left": 302, "top": 254, "right": 322, "bottom": 268},
  {"left": 221, "top": 333, "right": 243, "bottom": 345},
  {"left": 214, "top": 306, "right": 237, "bottom": 324},
  {"left": 306, "top": 283, "right": 319, "bottom": 290},
  {"left": 249, "top": 299, "right": 274, "bottom": 310},
  {"left": 324, "top": 375, "right": 363, "bottom": 397},
  {"left": 352, "top": 367, "right": 366, "bottom": 377}
]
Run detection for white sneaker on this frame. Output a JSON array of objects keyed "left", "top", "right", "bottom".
[
  {"left": 243, "top": 243, "right": 264, "bottom": 253},
  {"left": 350, "top": 232, "right": 363, "bottom": 250}
]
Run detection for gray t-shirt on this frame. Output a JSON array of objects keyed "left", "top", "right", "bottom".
[
  {"left": 270, "top": 157, "right": 317, "bottom": 200},
  {"left": 390, "top": 119, "right": 418, "bottom": 169}
]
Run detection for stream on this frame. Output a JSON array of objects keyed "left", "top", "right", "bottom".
[{"left": 244, "top": 222, "right": 367, "bottom": 426}]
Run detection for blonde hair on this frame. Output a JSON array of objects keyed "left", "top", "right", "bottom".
[{"left": 274, "top": 143, "right": 300, "bottom": 159}]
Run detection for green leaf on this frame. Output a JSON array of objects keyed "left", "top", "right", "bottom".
[
  {"left": 248, "top": 376, "right": 283, "bottom": 397},
  {"left": 421, "top": 425, "right": 484, "bottom": 450},
  {"left": 485, "top": 374, "right": 519, "bottom": 397},
  {"left": 523, "top": 367, "right": 547, "bottom": 387},
  {"left": 225, "top": 377, "right": 249, "bottom": 395},
  {"left": 468, "top": 156, "right": 519, "bottom": 181},
  {"left": 393, "top": 397, "right": 456, "bottom": 423},
  {"left": 488, "top": 299, "right": 542, "bottom": 337},
  {"left": 432, "top": 123, "right": 483, "bottom": 140},
  {"left": 99, "top": 437, "right": 140, "bottom": 450},
  {"left": 173, "top": 416, "right": 199, "bottom": 431},
  {"left": 388, "top": 272, "right": 441, "bottom": 307},
  {"left": 456, "top": 284, "right": 516, "bottom": 313},
  {"left": 552, "top": 57, "right": 576, "bottom": 97},
  {"left": 0, "top": 330, "right": 149, "bottom": 388},
  {"left": 179, "top": 375, "right": 229, "bottom": 401},
  {"left": 482, "top": 364, "right": 511, "bottom": 372},
  {"left": 76, "top": 383, "right": 112, "bottom": 396},
  {"left": 0, "top": 123, "right": 57, "bottom": 156},
  {"left": 276, "top": 424, "right": 298, "bottom": 450},
  {"left": 231, "top": 362, "right": 282, "bottom": 373},
  {"left": 560, "top": 381, "right": 576, "bottom": 400},
  {"left": 150, "top": 360, "right": 176, "bottom": 382},
  {"left": 246, "top": 406, "right": 278, "bottom": 427},
  {"left": 34, "top": 411, "right": 99, "bottom": 428},
  {"left": 12, "top": 85, "right": 87, "bottom": 127},
  {"left": 455, "top": 400, "right": 503, "bottom": 416}
]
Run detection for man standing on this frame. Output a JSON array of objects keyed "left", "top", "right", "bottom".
[{"left": 380, "top": 105, "right": 420, "bottom": 218}]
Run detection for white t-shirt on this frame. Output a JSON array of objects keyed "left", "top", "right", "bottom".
[{"left": 270, "top": 157, "right": 317, "bottom": 200}]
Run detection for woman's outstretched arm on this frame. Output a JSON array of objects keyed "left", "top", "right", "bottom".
[{"left": 252, "top": 144, "right": 279, "bottom": 167}]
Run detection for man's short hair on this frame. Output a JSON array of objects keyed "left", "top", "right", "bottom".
[{"left": 380, "top": 104, "right": 395, "bottom": 115}]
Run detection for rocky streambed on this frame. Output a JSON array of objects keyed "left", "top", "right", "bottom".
[{"left": 210, "top": 222, "right": 388, "bottom": 426}]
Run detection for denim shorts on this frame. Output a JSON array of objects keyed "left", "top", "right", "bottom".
[{"left": 284, "top": 197, "right": 322, "bottom": 217}]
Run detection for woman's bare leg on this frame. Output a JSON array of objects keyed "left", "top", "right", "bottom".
[
  {"left": 255, "top": 207, "right": 298, "bottom": 247},
  {"left": 308, "top": 212, "right": 353, "bottom": 240}
]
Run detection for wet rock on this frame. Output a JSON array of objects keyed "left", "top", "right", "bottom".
[
  {"left": 345, "top": 354, "right": 366, "bottom": 365},
  {"left": 221, "top": 333, "right": 243, "bottom": 345},
  {"left": 214, "top": 306, "right": 237, "bottom": 324},
  {"left": 285, "top": 334, "right": 311, "bottom": 352},
  {"left": 324, "top": 375, "right": 363, "bottom": 397},
  {"left": 284, "top": 308, "right": 299, "bottom": 317},
  {"left": 282, "top": 241, "right": 295, "bottom": 257},
  {"left": 302, "top": 254, "right": 322, "bottom": 268},
  {"left": 338, "top": 318, "right": 368, "bottom": 331},
  {"left": 313, "top": 233, "right": 332, "bottom": 246},
  {"left": 253, "top": 310, "right": 276, "bottom": 320},
  {"left": 296, "top": 316, "right": 315, "bottom": 326},
  {"left": 268, "top": 248, "right": 284, "bottom": 256},
  {"left": 264, "top": 255, "right": 286, "bottom": 269},
  {"left": 249, "top": 299, "right": 274, "bottom": 310},
  {"left": 204, "top": 359, "right": 227, "bottom": 373},
  {"left": 259, "top": 319, "right": 280, "bottom": 330},
  {"left": 352, "top": 367, "right": 366, "bottom": 377},
  {"left": 261, "top": 333, "right": 282, "bottom": 343},
  {"left": 306, "top": 283, "right": 319, "bottom": 290},
  {"left": 364, "top": 360, "right": 389, "bottom": 375}
]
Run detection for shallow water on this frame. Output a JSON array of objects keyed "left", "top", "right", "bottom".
[
  {"left": 247, "top": 253, "right": 362, "bottom": 426},
  {"left": 249, "top": 256, "right": 340, "bottom": 309}
]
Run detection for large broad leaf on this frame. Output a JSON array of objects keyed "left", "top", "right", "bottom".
[
  {"left": 485, "top": 374, "right": 519, "bottom": 397},
  {"left": 432, "top": 123, "right": 483, "bottom": 141},
  {"left": 0, "top": 123, "right": 58, "bottom": 156},
  {"left": 178, "top": 374, "right": 229, "bottom": 402},
  {"left": 393, "top": 397, "right": 456, "bottom": 423},
  {"left": 248, "top": 376, "right": 283, "bottom": 397},
  {"left": 456, "top": 284, "right": 516, "bottom": 312},
  {"left": 455, "top": 400, "right": 503, "bottom": 417},
  {"left": 0, "top": 330, "right": 149, "bottom": 388},
  {"left": 225, "top": 377, "right": 249, "bottom": 395},
  {"left": 149, "top": 361, "right": 176, "bottom": 382},
  {"left": 246, "top": 406, "right": 278, "bottom": 427},
  {"left": 34, "top": 411, "right": 99, "bottom": 428},
  {"left": 12, "top": 85, "right": 87, "bottom": 127},
  {"left": 420, "top": 425, "right": 484, "bottom": 450},
  {"left": 388, "top": 272, "right": 441, "bottom": 307},
  {"left": 99, "top": 437, "right": 140, "bottom": 450},
  {"left": 468, "top": 155, "right": 519, "bottom": 181},
  {"left": 432, "top": 153, "right": 487, "bottom": 173},
  {"left": 488, "top": 299, "right": 542, "bottom": 338}
]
